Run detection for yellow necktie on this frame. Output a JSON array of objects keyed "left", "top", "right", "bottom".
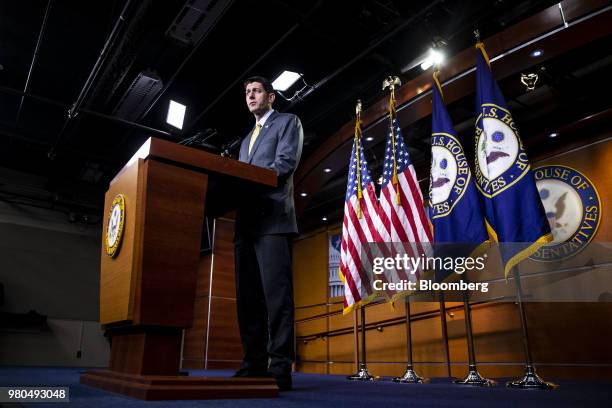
[{"left": 248, "top": 123, "right": 262, "bottom": 155}]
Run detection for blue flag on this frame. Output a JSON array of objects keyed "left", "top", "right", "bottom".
[
  {"left": 429, "top": 71, "right": 489, "bottom": 281},
  {"left": 473, "top": 43, "right": 552, "bottom": 277}
]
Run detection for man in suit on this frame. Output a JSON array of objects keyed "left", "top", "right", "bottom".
[{"left": 234, "top": 76, "right": 303, "bottom": 391}]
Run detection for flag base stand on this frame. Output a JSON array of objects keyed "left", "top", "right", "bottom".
[
  {"left": 509, "top": 268, "right": 559, "bottom": 390},
  {"left": 392, "top": 366, "right": 428, "bottom": 383},
  {"left": 506, "top": 365, "right": 558, "bottom": 390},
  {"left": 454, "top": 365, "right": 496, "bottom": 387},
  {"left": 347, "top": 364, "right": 375, "bottom": 381}
]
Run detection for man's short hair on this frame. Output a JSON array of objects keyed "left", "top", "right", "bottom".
[{"left": 244, "top": 76, "right": 274, "bottom": 93}]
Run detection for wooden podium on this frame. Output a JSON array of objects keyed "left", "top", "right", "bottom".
[{"left": 80, "top": 137, "right": 279, "bottom": 400}]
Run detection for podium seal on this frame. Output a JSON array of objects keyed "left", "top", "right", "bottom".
[{"left": 105, "top": 194, "right": 126, "bottom": 257}]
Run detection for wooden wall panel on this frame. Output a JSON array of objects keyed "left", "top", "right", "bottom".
[
  {"left": 328, "top": 362, "right": 356, "bottom": 375},
  {"left": 365, "top": 324, "right": 405, "bottom": 364},
  {"left": 296, "top": 305, "right": 329, "bottom": 372},
  {"left": 327, "top": 311, "right": 355, "bottom": 336},
  {"left": 471, "top": 303, "right": 523, "bottom": 363},
  {"left": 296, "top": 305, "right": 328, "bottom": 320},
  {"left": 206, "top": 297, "right": 241, "bottom": 367},
  {"left": 411, "top": 312, "right": 447, "bottom": 365},
  {"left": 195, "top": 253, "right": 212, "bottom": 297},
  {"left": 296, "top": 306, "right": 327, "bottom": 337},
  {"left": 328, "top": 332, "right": 354, "bottom": 365},
  {"left": 297, "top": 299, "right": 612, "bottom": 379},
  {"left": 181, "top": 296, "right": 208, "bottom": 369},
  {"left": 182, "top": 218, "right": 242, "bottom": 370},
  {"left": 297, "top": 338, "right": 328, "bottom": 364},
  {"left": 209, "top": 218, "right": 237, "bottom": 298},
  {"left": 297, "top": 362, "right": 328, "bottom": 374},
  {"left": 293, "top": 231, "right": 328, "bottom": 307},
  {"left": 525, "top": 303, "right": 612, "bottom": 364}
]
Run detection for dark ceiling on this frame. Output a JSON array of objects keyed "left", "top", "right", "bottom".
[{"left": 1, "top": 0, "right": 609, "bottom": 231}]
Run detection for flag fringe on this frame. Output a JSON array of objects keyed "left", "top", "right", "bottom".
[
  {"left": 503, "top": 233, "right": 553, "bottom": 279},
  {"left": 342, "top": 292, "right": 379, "bottom": 315}
]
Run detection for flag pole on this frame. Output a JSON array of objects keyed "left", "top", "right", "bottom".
[
  {"left": 430, "top": 66, "right": 453, "bottom": 379},
  {"left": 346, "top": 98, "right": 373, "bottom": 382},
  {"left": 382, "top": 75, "right": 427, "bottom": 383},
  {"left": 393, "top": 296, "right": 428, "bottom": 383},
  {"left": 453, "top": 31, "right": 496, "bottom": 387},
  {"left": 453, "top": 289, "right": 495, "bottom": 386},
  {"left": 347, "top": 305, "right": 374, "bottom": 381},
  {"left": 382, "top": 75, "right": 402, "bottom": 204},
  {"left": 507, "top": 266, "right": 558, "bottom": 389},
  {"left": 438, "top": 291, "right": 452, "bottom": 378},
  {"left": 353, "top": 308, "right": 359, "bottom": 372}
]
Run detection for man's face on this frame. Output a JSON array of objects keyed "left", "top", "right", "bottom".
[{"left": 245, "top": 81, "right": 275, "bottom": 115}]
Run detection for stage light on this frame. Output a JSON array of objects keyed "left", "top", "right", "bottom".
[
  {"left": 549, "top": 132, "right": 559, "bottom": 138},
  {"left": 272, "top": 71, "right": 302, "bottom": 91},
  {"left": 322, "top": 216, "right": 328, "bottom": 221},
  {"left": 166, "top": 100, "right": 186, "bottom": 129},
  {"left": 300, "top": 192, "right": 308, "bottom": 197},
  {"left": 366, "top": 136, "right": 374, "bottom": 141},
  {"left": 421, "top": 49, "right": 444, "bottom": 71},
  {"left": 323, "top": 168, "right": 332, "bottom": 173}
]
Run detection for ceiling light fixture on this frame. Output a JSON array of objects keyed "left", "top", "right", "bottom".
[
  {"left": 166, "top": 100, "right": 186, "bottom": 129},
  {"left": 421, "top": 49, "right": 444, "bottom": 71},
  {"left": 530, "top": 49, "right": 543, "bottom": 58},
  {"left": 272, "top": 71, "right": 302, "bottom": 91},
  {"left": 549, "top": 132, "right": 559, "bottom": 138},
  {"left": 322, "top": 216, "right": 328, "bottom": 221},
  {"left": 300, "top": 192, "right": 308, "bottom": 197},
  {"left": 323, "top": 168, "right": 332, "bottom": 173},
  {"left": 273, "top": 71, "right": 312, "bottom": 102}
]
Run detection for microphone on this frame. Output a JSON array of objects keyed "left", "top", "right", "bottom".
[
  {"left": 221, "top": 137, "right": 243, "bottom": 158},
  {"left": 179, "top": 129, "right": 221, "bottom": 153}
]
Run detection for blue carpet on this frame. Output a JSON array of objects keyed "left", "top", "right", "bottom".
[{"left": 0, "top": 367, "right": 610, "bottom": 407}]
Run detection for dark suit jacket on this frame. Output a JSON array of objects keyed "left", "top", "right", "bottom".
[{"left": 236, "top": 110, "right": 303, "bottom": 235}]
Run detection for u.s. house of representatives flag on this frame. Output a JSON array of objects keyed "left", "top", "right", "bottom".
[
  {"left": 339, "top": 128, "right": 382, "bottom": 314},
  {"left": 430, "top": 71, "right": 489, "bottom": 281},
  {"left": 473, "top": 42, "right": 552, "bottom": 277}
]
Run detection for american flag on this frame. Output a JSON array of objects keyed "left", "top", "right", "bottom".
[
  {"left": 339, "top": 133, "right": 382, "bottom": 313},
  {"left": 377, "top": 118, "right": 433, "bottom": 285}
]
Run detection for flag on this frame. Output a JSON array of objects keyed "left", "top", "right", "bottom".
[
  {"left": 339, "top": 119, "right": 382, "bottom": 314},
  {"left": 376, "top": 91, "right": 433, "bottom": 295},
  {"left": 429, "top": 71, "right": 489, "bottom": 281},
  {"left": 473, "top": 42, "right": 552, "bottom": 277}
]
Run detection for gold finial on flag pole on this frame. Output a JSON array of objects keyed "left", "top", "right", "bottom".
[
  {"left": 382, "top": 76, "right": 401, "bottom": 107},
  {"left": 433, "top": 67, "right": 443, "bottom": 98},
  {"left": 354, "top": 99, "right": 364, "bottom": 218},
  {"left": 473, "top": 29, "right": 490, "bottom": 68},
  {"left": 382, "top": 76, "right": 402, "bottom": 204},
  {"left": 382, "top": 76, "right": 401, "bottom": 90}
]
